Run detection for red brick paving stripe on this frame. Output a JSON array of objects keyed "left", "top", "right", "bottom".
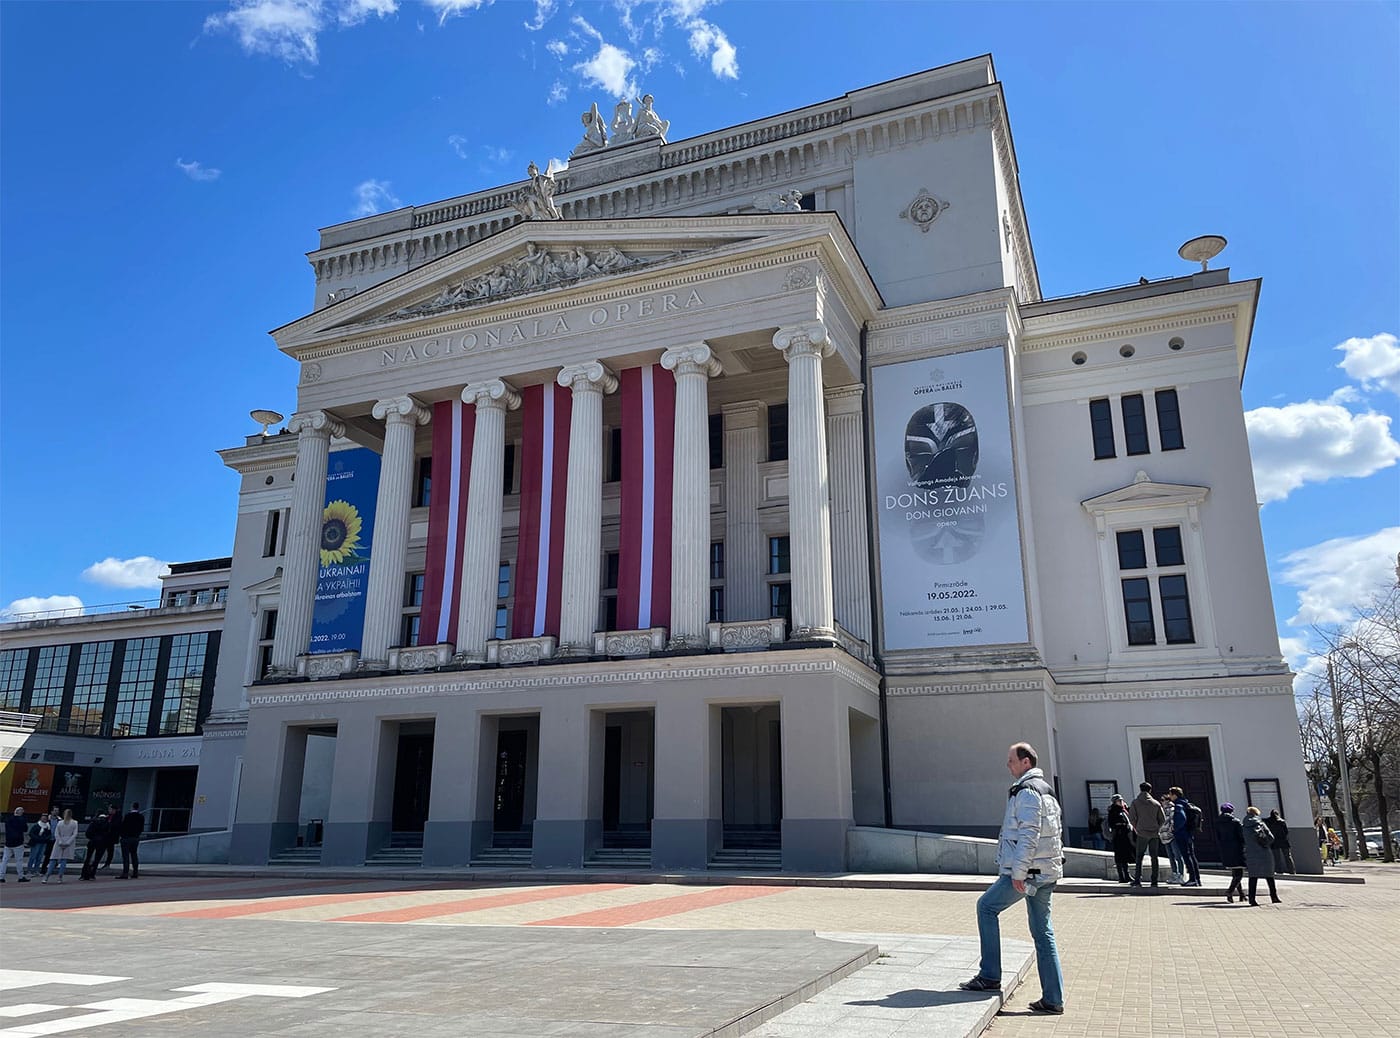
[
  {"left": 54, "top": 878, "right": 363, "bottom": 913},
  {"left": 330, "top": 883, "right": 633, "bottom": 923},
  {"left": 526, "top": 884, "right": 786, "bottom": 927},
  {"left": 159, "top": 887, "right": 429, "bottom": 919}
]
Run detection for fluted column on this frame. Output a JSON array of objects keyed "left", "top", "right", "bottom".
[
  {"left": 774, "top": 322, "right": 836, "bottom": 639},
  {"left": 825, "top": 385, "right": 871, "bottom": 643},
  {"left": 662, "top": 343, "right": 723, "bottom": 646},
  {"left": 456, "top": 379, "right": 521, "bottom": 662},
  {"left": 360, "top": 395, "right": 430, "bottom": 666},
  {"left": 722, "top": 401, "right": 765, "bottom": 621},
  {"left": 556, "top": 361, "right": 618, "bottom": 655},
  {"left": 272, "top": 409, "right": 345, "bottom": 673}
]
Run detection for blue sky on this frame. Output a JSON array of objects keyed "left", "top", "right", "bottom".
[{"left": 1, "top": 1, "right": 1396, "bottom": 683}]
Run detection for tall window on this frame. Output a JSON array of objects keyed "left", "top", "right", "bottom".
[
  {"left": 710, "top": 542, "right": 725, "bottom": 581},
  {"left": 709, "top": 413, "right": 724, "bottom": 469},
  {"left": 113, "top": 637, "right": 160, "bottom": 737},
  {"left": 262, "top": 509, "right": 282, "bottom": 557},
  {"left": 1155, "top": 389, "right": 1184, "bottom": 451},
  {"left": 496, "top": 562, "right": 511, "bottom": 639},
  {"left": 415, "top": 457, "right": 432, "bottom": 507},
  {"left": 503, "top": 443, "right": 517, "bottom": 495},
  {"left": 0, "top": 649, "right": 28, "bottom": 710},
  {"left": 257, "top": 610, "right": 277, "bottom": 680},
  {"left": 768, "top": 536, "right": 790, "bottom": 575},
  {"left": 607, "top": 428, "right": 624, "bottom": 483},
  {"left": 160, "top": 633, "right": 208, "bottom": 735},
  {"left": 710, "top": 587, "right": 725, "bottom": 624},
  {"left": 70, "top": 642, "right": 113, "bottom": 735},
  {"left": 767, "top": 403, "right": 788, "bottom": 462},
  {"left": 29, "top": 646, "right": 70, "bottom": 731},
  {"left": 1121, "top": 394, "right": 1150, "bottom": 456},
  {"left": 1089, "top": 399, "right": 1115, "bottom": 459},
  {"left": 709, "top": 541, "right": 725, "bottom": 623},
  {"left": 769, "top": 583, "right": 792, "bottom": 627},
  {"left": 601, "top": 553, "right": 619, "bottom": 631},
  {"left": 1116, "top": 525, "right": 1195, "bottom": 647},
  {"left": 401, "top": 573, "right": 425, "bottom": 647}
]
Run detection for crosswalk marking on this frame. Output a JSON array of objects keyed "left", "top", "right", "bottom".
[{"left": 0, "top": 975, "right": 125, "bottom": 994}]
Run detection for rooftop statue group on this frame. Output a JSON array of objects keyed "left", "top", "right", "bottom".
[{"left": 572, "top": 94, "right": 670, "bottom": 157}]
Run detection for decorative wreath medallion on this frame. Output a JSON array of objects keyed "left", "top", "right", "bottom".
[
  {"left": 900, "top": 188, "right": 951, "bottom": 233},
  {"left": 301, "top": 362, "right": 323, "bottom": 384}
]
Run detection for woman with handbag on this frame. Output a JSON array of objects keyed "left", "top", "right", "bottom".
[
  {"left": 1107, "top": 794, "right": 1134, "bottom": 883},
  {"left": 1215, "top": 803, "right": 1247, "bottom": 902},
  {"left": 1242, "top": 806, "right": 1282, "bottom": 906}
]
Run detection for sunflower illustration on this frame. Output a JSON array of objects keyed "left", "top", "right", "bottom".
[{"left": 320, "top": 499, "right": 364, "bottom": 565}]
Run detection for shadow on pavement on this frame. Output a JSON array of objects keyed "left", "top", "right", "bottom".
[{"left": 846, "top": 988, "right": 987, "bottom": 1009}]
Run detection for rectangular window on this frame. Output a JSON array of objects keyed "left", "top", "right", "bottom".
[
  {"left": 113, "top": 637, "right": 160, "bottom": 737},
  {"left": 401, "top": 573, "right": 425, "bottom": 647},
  {"left": 160, "top": 633, "right": 208, "bottom": 735},
  {"left": 169, "top": 591, "right": 190, "bottom": 607},
  {"left": 709, "top": 413, "right": 723, "bottom": 469},
  {"left": 30, "top": 646, "right": 70, "bottom": 732},
  {"left": 502, "top": 442, "right": 517, "bottom": 495},
  {"left": 70, "top": 642, "right": 113, "bottom": 735},
  {"left": 0, "top": 649, "right": 29, "bottom": 710},
  {"left": 607, "top": 428, "right": 623, "bottom": 483},
  {"left": 709, "top": 541, "right": 725, "bottom": 581},
  {"left": 1152, "top": 526, "right": 1184, "bottom": 567},
  {"left": 603, "top": 596, "right": 618, "bottom": 632},
  {"left": 709, "top": 587, "right": 725, "bottom": 624},
  {"left": 769, "top": 582, "right": 792, "bottom": 627},
  {"left": 1159, "top": 574, "right": 1195, "bottom": 644},
  {"left": 1154, "top": 389, "right": 1184, "bottom": 451},
  {"left": 405, "top": 573, "right": 426, "bottom": 607},
  {"left": 603, "top": 552, "right": 620, "bottom": 591},
  {"left": 768, "top": 535, "right": 790, "bottom": 575},
  {"left": 1121, "top": 394, "right": 1150, "bottom": 455},
  {"left": 401, "top": 614, "right": 422, "bottom": 648},
  {"left": 1089, "top": 398, "right": 1116, "bottom": 459},
  {"left": 1115, "top": 530, "right": 1148, "bottom": 570},
  {"left": 497, "top": 562, "right": 511, "bottom": 600},
  {"left": 415, "top": 457, "right": 432, "bottom": 508},
  {"left": 495, "top": 606, "right": 509, "bottom": 640},
  {"left": 257, "top": 610, "right": 277, "bottom": 680},
  {"left": 767, "top": 403, "right": 788, "bottom": 462},
  {"left": 262, "top": 509, "right": 282, "bottom": 557},
  {"left": 262, "top": 609, "right": 278, "bottom": 641},
  {"left": 1121, "top": 578, "right": 1156, "bottom": 646}
]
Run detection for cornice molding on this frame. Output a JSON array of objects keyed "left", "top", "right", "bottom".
[
  {"left": 987, "top": 94, "right": 1041, "bottom": 303},
  {"left": 887, "top": 678, "right": 1048, "bottom": 697},
  {"left": 1022, "top": 281, "right": 1252, "bottom": 334},
  {"left": 1051, "top": 683, "right": 1292, "bottom": 704},
  {"left": 1023, "top": 307, "right": 1239, "bottom": 353}
]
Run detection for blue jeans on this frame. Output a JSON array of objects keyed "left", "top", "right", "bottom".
[
  {"left": 26, "top": 844, "right": 47, "bottom": 874},
  {"left": 976, "top": 874, "right": 1065, "bottom": 1007},
  {"left": 1179, "top": 835, "right": 1200, "bottom": 883},
  {"left": 1164, "top": 837, "right": 1184, "bottom": 876}
]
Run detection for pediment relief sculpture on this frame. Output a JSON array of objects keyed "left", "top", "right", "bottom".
[{"left": 377, "top": 242, "right": 691, "bottom": 323}]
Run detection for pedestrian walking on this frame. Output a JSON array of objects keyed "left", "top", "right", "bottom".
[
  {"left": 117, "top": 802, "right": 145, "bottom": 879},
  {"left": 96, "top": 806, "right": 120, "bottom": 871},
  {"left": 1127, "top": 782, "right": 1166, "bottom": 888},
  {"left": 80, "top": 812, "right": 109, "bottom": 880},
  {"left": 1159, "top": 789, "right": 1183, "bottom": 883},
  {"left": 1215, "top": 803, "right": 1247, "bottom": 902},
  {"left": 1266, "top": 810, "right": 1295, "bottom": 873},
  {"left": 1171, "top": 787, "right": 1202, "bottom": 886},
  {"left": 25, "top": 814, "right": 53, "bottom": 878},
  {"left": 1243, "top": 806, "right": 1282, "bottom": 905},
  {"left": 44, "top": 809, "right": 78, "bottom": 884},
  {"left": 1107, "top": 794, "right": 1134, "bottom": 882},
  {"left": 1, "top": 807, "right": 28, "bottom": 882},
  {"left": 958, "top": 742, "right": 1066, "bottom": 1015},
  {"left": 1086, "top": 807, "right": 1104, "bottom": 851}
]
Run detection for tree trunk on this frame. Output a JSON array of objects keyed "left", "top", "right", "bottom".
[{"left": 1368, "top": 740, "right": 1394, "bottom": 863}]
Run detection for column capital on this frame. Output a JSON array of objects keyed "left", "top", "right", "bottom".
[
  {"left": 773, "top": 322, "right": 834, "bottom": 361},
  {"left": 371, "top": 395, "right": 430, "bottom": 426},
  {"left": 462, "top": 379, "right": 522, "bottom": 411},
  {"left": 661, "top": 343, "right": 723, "bottom": 379},
  {"left": 287, "top": 410, "right": 345, "bottom": 439},
  {"left": 557, "top": 360, "right": 618, "bottom": 395},
  {"left": 824, "top": 384, "right": 864, "bottom": 416}
]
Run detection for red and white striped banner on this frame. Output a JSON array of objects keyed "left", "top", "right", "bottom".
[
  {"left": 512, "top": 383, "right": 572, "bottom": 638},
  {"left": 420, "top": 399, "right": 475, "bottom": 646},
  {"left": 617, "top": 364, "right": 676, "bottom": 630}
]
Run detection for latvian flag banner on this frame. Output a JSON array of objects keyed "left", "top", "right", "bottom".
[
  {"left": 616, "top": 364, "right": 676, "bottom": 630},
  {"left": 512, "top": 383, "right": 572, "bottom": 638},
  {"left": 420, "top": 399, "right": 475, "bottom": 646}
]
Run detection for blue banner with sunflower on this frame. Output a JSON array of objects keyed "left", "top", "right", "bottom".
[{"left": 310, "top": 446, "right": 381, "bottom": 654}]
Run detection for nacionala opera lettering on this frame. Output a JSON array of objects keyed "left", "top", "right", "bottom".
[{"left": 380, "top": 288, "right": 707, "bottom": 367}]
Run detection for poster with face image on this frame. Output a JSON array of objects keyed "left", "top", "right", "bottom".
[{"left": 871, "top": 346, "right": 1029, "bottom": 650}]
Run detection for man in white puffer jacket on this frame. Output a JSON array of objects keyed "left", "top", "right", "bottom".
[{"left": 959, "top": 742, "right": 1066, "bottom": 1015}]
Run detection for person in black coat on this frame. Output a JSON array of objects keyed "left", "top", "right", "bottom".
[
  {"left": 1266, "top": 810, "right": 1295, "bottom": 873},
  {"left": 117, "top": 803, "right": 145, "bottom": 880},
  {"left": 1107, "top": 794, "right": 1134, "bottom": 882},
  {"left": 80, "top": 813, "right": 109, "bottom": 881},
  {"left": 1215, "top": 803, "right": 1247, "bottom": 902}
]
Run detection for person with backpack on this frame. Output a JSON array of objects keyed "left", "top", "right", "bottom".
[
  {"left": 1171, "top": 787, "right": 1202, "bottom": 886},
  {"left": 1243, "top": 806, "right": 1282, "bottom": 905},
  {"left": 1106, "top": 793, "right": 1134, "bottom": 882},
  {"left": 958, "top": 742, "right": 1066, "bottom": 1015},
  {"left": 1160, "top": 789, "right": 1184, "bottom": 883}
]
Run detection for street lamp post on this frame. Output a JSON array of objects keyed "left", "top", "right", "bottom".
[{"left": 1326, "top": 653, "right": 1359, "bottom": 861}]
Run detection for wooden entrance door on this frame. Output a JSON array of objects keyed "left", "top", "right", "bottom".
[
  {"left": 1143, "top": 737, "right": 1219, "bottom": 863},
  {"left": 391, "top": 733, "right": 433, "bottom": 832},
  {"left": 493, "top": 730, "right": 527, "bottom": 832}
]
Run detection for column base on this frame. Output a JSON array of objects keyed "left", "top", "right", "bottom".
[
  {"left": 781, "top": 818, "right": 851, "bottom": 872},
  {"left": 229, "top": 822, "right": 300, "bottom": 865},
  {"left": 789, "top": 626, "right": 837, "bottom": 642},
  {"left": 652, "top": 818, "right": 721, "bottom": 870},
  {"left": 422, "top": 820, "right": 486, "bottom": 866},
  {"left": 531, "top": 818, "right": 596, "bottom": 868}
]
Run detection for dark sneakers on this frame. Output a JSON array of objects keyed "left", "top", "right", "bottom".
[
  {"left": 1029, "top": 999, "right": 1065, "bottom": 1015},
  {"left": 958, "top": 976, "right": 1002, "bottom": 992}
]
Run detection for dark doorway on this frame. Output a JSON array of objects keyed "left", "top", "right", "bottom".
[
  {"left": 603, "top": 725, "right": 622, "bottom": 832},
  {"left": 1143, "top": 737, "right": 1219, "bottom": 863},
  {"left": 769, "top": 719, "right": 783, "bottom": 827},
  {"left": 494, "top": 729, "right": 528, "bottom": 833},
  {"left": 151, "top": 768, "right": 198, "bottom": 834},
  {"left": 391, "top": 733, "right": 433, "bottom": 832}
]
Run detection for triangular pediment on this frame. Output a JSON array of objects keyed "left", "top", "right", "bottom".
[{"left": 1082, "top": 473, "right": 1210, "bottom": 514}]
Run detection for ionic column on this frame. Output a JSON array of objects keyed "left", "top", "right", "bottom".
[
  {"left": 662, "top": 343, "right": 723, "bottom": 646},
  {"left": 556, "top": 362, "right": 618, "bottom": 655},
  {"left": 360, "top": 395, "right": 429, "bottom": 666},
  {"left": 455, "top": 379, "right": 521, "bottom": 662},
  {"left": 825, "top": 385, "right": 871, "bottom": 643},
  {"left": 272, "top": 409, "right": 345, "bottom": 673},
  {"left": 773, "top": 322, "right": 836, "bottom": 639},
  {"left": 722, "top": 401, "right": 765, "bottom": 621}
]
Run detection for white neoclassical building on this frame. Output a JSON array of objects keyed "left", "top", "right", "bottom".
[{"left": 190, "top": 56, "right": 1313, "bottom": 872}]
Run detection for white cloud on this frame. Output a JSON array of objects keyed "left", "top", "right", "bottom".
[
  {"left": 351, "top": 179, "right": 402, "bottom": 216},
  {"left": 1, "top": 595, "right": 85, "bottom": 620},
  {"left": 204, "top": 0, "right": 397, "bottom": 65},
  {"left": 666, "top": 0, "right": 714, "bottom": 18},
  {"left": 545, "top": 157, "right": 568, "bottom": 175},
  {"left": 524, "top": 0, "right": 556, "bottom": 30},
  {"left": 575, "top": 42, "right": 637, "bottom": 98},
  {"left": 639, "top": 45, "right": 661, "bottom": 73},
  {"left": 686, "top": 17, "right": 736, "bottom": 79},
  {"left": 422, "top": 0, "right": 489, "bottom": 26},
  {"left": 481, "top": 145, "right": 514, "bottom": 164},
  {"left": 82, "top": 556, "right": 171, "bottom": 589},
  {"left": 1336, "top": 332, "right": 1400, "bottom": 396},
  {"left": 448, "top": 133, "right": 468, "bottom": 158},
  {"left": 1245, "top": 396, "right": 1400, "bottom": 502},
  {"left": 548, "top": 79, "right": 568, "bottom": 105},
  {"left": 1277, "top": 634, "right": 1311, "bottom": 670},
  {"left": 337, "top": 0, "right": 397, "bottom": 25},
  {"left": 1279, "top": 527, "right": 1400, "bottom": 628},
  {"left": 546, "top": 38, "right": 569, "bottom": 57},
  {"left": 175, "top": 158, "right": 222, "bottom": 182}
]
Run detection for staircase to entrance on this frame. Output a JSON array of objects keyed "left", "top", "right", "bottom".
[{"left": 710, "top": 827, "right": 782, "bottom": 871}]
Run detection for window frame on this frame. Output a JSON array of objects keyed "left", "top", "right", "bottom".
[
  {"left": 1120, "top": 393, "right": 1150, "bottom": 456},
  {"left": 1089, "top": 398, "right": 1116, "bottom": 460},
  {"left": 1154, "top": 388, "right": 1185, "bottom": 451}
]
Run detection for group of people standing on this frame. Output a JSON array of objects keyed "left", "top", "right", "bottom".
[
  {"left": 0, "top": 803, "right": 147, "bottom": 882},
  {"left": 1215, "top": 805, "right": 1290, "bottom": 904},
  {"left": 1098, "top": 782, "right": 1202, "bottom": 887}
]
